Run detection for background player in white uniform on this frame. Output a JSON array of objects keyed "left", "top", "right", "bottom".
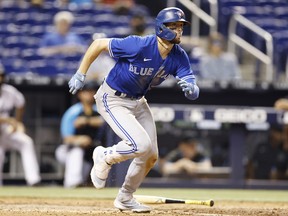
[
  {"left": 68, "top": 7, "right": 200, "bottom": 213},
  {"left": 0, "top": 64, "right": 41, "bottom": 186},
  {"left": 55, "top": 81, "right": 104, "bottom": 188}
]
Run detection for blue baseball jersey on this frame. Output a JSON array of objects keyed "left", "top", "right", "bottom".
[{"left": 106, "top": 35, "right": 196, "bottom": 97}]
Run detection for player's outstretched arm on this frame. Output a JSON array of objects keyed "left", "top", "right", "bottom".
[{"left": 68, "top": 38, "right": 110, "bottom": 95}]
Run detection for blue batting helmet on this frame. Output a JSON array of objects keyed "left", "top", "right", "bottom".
[{"left": 155, "top": 7, "right": 189, "bottom": 41}]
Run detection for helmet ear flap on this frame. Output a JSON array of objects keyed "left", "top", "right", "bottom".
[
  {"left": 156, "top": 22, "right": 176, "bottom": 41},
  {"left": 160, "top": 24, "right": 177, "bottom": 41}
]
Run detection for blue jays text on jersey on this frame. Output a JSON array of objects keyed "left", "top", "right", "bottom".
[
  {"left": 106, "top": 35, "right": 196, "bottom": 98},
  {"left": 128, "top": 64, "right": 154, "bottom": 76}
]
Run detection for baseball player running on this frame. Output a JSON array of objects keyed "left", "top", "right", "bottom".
[{"left": 68, "top": 7, "right": 200, "bottom": 213}]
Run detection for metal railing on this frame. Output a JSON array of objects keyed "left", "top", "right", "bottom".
[
  {"left": 167, "top": 0, "right": 217, "bottom": 38},
  {"left": 227, "top": 14, "right": 274, "bottom": 82}
]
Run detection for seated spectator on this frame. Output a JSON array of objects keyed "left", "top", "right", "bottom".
[
  {"left": 55, "top": 81, "right": 105, "bottom": 188},
  {"left": 245, "top": 98, "right": 288, "bottom": 180},
  {"left": 30, "top": 0, "right": 44, "bottom": 8},
  {"left": 54, "top": 0, "right": 94, "bottom": 7},
  {"left": 199, "top": 32, "right": 241, "bottom": 82},
  {"left": 275, "top": 137, "right": 288, "bottom": 180},
  {"left": 128, "top": 13, "right": 153, "bottom": 36},
  {"left": 0, "top": 63, "right": 41, "bottom": 186},
  {"left": 246, "top": 125, "right": 284, "bottom": 180},
  {"left": 274, "top": 97, "right": 288, "bottom": 180},
  {"left": 161, "top": 137, "right": 212, "bottom": 177},
  {"left": 38, "top": 11, "right": 87, "bottom": 58},
  {"left": 130, "top": 14, "right": 146, "bottom": 36}
]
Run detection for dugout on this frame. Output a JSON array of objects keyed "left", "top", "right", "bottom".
[{"left": 4, "top": 76, "right": 288, "bottom": 189}]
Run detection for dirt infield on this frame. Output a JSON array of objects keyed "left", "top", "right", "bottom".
[{"left": 1, "top": 197, "right": 288, "bottom": 216}]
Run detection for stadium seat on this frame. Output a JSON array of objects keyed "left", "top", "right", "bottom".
[
  {"left": 71, "top": 25, "right": 95, "bottom": 43},
  {"left": 1, "top": 58, "right": 30, "bottom": 74},
  {"left": 3, "top": 36, "right": 27, "bottom": 49},
  {"left": 93, "top": 14, "right": 116, "bottom": 27},
  {"left": 73, "top": 14, "right": 92, "bottom": 27},
  {"left": 72, "top": 3, "right": 97, "bottom": 15},
  {"left": 250, "top": 17, "right": 288, "bottom": 33},
  {"left": 21, "top": 49, "right": 44, "bottom": 61},
  {"left": 274, "top": 5, "right": 288, "bottom": 19},
  {"left": 217, "top": 1, "right": 253, "bottom": 35},
  {"left": 3, "top": 35, "right": 41, "bottom": 51},
  {"left": 0, "top": 48, "right": 21, "bottom": 59},
  {"left": 64, "top": 53, "right": 83, "bottom": 63},
  {"left": 0, "top": 24, "right": 8, "bottom": 37},
  {"left": 29, "top": 25, "right": 50, "bottom": 37},
  {"left": 0, "top": 12, "right": 12, "bottom": 24},
  {"left": 29, "top": 58, "right": 78, "bottom": 77},
  {"left": 271, "top": 30, "right": 288, "bottom": 74},
  {"left": 254, "top": 0, "right": 288, "bottom": 7},
  {"left": 0, "top": 2, "right": 27, "bottom": 14},
  {"left": 232, "top": 5, "right": 272, "bottom": 19}
]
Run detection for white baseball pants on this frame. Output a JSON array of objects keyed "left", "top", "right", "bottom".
[
  {"left": 0, "top": 131, "right": 41, "bottom": 186},
  {"left": 94, "top": 81, "right": 158, "bottom": 193},
  {"left": 55, "top": 144, "right": 91, "bottom": 188}
]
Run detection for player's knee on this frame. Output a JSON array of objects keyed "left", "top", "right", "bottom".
[
  {"left": 135, "top": 138, "right": 152, "bottom": 155},
  {"left": 148, "top": 154, "right": 158, "bottom": 167},
  {"left": 144, "top": 154, "right": 158, "bottom": 175},
  {"left": 23, "top": 135, "right": 34, "bottom": 148},
  {"left": 55, "top": 145, "right": 67, "bottom": 164}
]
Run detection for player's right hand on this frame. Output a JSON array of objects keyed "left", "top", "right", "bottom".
[{"left": 68, "top": 71, "right": 86, "bottom": 95}]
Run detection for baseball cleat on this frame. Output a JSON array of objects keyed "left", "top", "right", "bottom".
[
  {"left": 90, "top": 146, "right": 111, "bottom": 189},
  {"left": 114, "top": 194, "right": 152, "bottom": 213}
]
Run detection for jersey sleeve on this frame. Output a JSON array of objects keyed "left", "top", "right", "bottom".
[
  {"left": 60, "top": 103, "right": 83, "bottom": 137},
  {"left": 6, "top": 85, "right": 25, "bottom": 108},
  {"left": 13, "top": 88, "right": 25, "bottom": 108},
  {"left": 108, "top": 36, "right": 141, "bottom": 58},
  {"left": 175, "top": 50, "right": 196, "bottom": 84}
]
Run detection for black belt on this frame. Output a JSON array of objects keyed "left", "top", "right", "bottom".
[{"left": 114, "top": 90, "right": 142, "bottom": 100}]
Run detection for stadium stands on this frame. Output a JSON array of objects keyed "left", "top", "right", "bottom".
[
  {"left": 1, "top": 0, "right": 288, "bottom": 80},
  {"left": 217, "top": 0, "right": 288, "bottom": 79},
  {"left": 0, "top": 1, "right": 149, "bottom": 76}
]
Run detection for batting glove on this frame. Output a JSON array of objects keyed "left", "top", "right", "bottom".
[
  {"left": 68, "top": 71, "right": 86, "bottom": 95},
  {"left": 176, "top": 77, "right": 199, "bottom": 100},
  {"left": 177, "top": 78, "right": 194, "bottom": 94}
]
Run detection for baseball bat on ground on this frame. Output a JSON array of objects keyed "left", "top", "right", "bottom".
[{"left": 134, "top": 195, "right": 214, "bottom": 207}]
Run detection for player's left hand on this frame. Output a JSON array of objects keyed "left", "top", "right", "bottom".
[
  {"left": 176, "top": 78, "right": 194, "bottom": 95},
  {"left": 176, "top": 77, "right": 199, "bottom": 100},
  {"left": 68, "top": 71, "right": 86, "bottom": 95}
]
